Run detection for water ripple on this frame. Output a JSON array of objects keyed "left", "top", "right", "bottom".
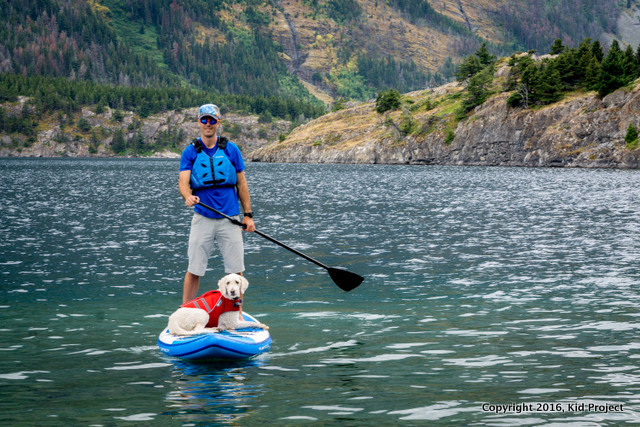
[{"left": 1, "top": 160, "right": 640, "bottom": 425}]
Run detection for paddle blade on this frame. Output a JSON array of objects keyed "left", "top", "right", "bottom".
[{"left": 328, "top": 268, "right": 364, "bottom": 292}]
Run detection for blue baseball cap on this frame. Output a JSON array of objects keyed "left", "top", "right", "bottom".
[{"left": 198, "top": 104, "right": 221, "bottom": 120}]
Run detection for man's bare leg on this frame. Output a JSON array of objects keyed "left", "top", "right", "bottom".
[{"left": 183, "top": 272, "right": 200, "bottom": 304}]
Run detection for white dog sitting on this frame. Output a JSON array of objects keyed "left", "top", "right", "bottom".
[
  {"left": 167, "top": 307, "right": 219, "bottom": 336},
  {"left": 167, "top": 273, "right": 268, "bottom": 336}
]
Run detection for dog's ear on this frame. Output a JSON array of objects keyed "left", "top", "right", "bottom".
[
  {"left": 217, "top": 276, "right": 226, "bottom": 291},
  {"left": 240, "top": 276, "right": 249, "bottom": 293}
]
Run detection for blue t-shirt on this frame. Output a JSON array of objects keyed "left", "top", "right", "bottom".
[{"left": 180, "top": 138, "right": 245, "bottom": 219}]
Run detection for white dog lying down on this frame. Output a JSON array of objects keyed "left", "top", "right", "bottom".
[{"left": 168, "top": 273, "right": 269, "bottom": 336}]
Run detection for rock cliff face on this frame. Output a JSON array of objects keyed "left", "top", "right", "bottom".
[{"left": 251, "top": 81, "right": 640, "bottom": 169}]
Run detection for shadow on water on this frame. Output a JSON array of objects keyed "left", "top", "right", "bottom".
[{"left": 161, "top": 356, "right": 268, "bottom": 425}]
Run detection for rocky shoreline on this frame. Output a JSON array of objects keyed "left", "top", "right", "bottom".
[
  {"left": 250, "top": 82, "right": 640, "bottom": 169},
  {"left": 0, "top": 100, "right": 290, "bottom": 160},
  {"left": 2, "top": 81, "right": 639, "bottom": 169}
]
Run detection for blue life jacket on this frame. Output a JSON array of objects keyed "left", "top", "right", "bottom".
[{"left": 189, "top": 136, "right": 237, "bottom": 192}]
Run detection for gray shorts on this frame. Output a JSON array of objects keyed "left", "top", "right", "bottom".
[{"left": 187, "top": 213, "right": 245, "bottom": 276}]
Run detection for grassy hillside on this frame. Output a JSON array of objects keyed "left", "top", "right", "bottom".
[{"left": 252, "top": 41, "right": 640, "bottom": 167}]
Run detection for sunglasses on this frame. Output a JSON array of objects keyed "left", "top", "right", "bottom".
[{"left": 200, "top": 117, "right": 219, "bottom": 125}]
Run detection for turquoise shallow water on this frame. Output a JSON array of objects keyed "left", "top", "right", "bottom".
[{"left": 1, "top": 158, "right": 640, "bottom": 425}]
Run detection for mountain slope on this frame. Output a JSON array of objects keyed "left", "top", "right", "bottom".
[
  {"left": 1, "top": 0, "right": 633, "bottom": 106},
  {"left": 268, "top": 0, "right": 627, "bottom": 102}
]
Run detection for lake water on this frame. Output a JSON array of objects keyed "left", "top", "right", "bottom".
[{"left": 1, "top": 158, "right": 639, "bottom": 425}]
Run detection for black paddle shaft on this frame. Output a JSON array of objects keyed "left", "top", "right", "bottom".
[{"left": 195, "top": 202, "right": 364, "bottom": 291}]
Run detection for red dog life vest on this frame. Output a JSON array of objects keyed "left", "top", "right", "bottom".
[{"left": 181, "top": 290, "right": 239, "bottom": 327}]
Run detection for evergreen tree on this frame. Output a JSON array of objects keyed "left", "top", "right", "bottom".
[
  {"left": 326, "top": 0, "right": 362, "bottom": 23},
  {"left": 455, "top": 55, "right": 484, "bottom": 82},
  {"left": 555, "top": 49, "right": 577, "bottom": 87},
  {"left": 520, "top": 63, "right": 540, "bottom": 106},
  {"left": 77, "top": 117, "right": 91, "bottom": 132},
  {"left": 536, "top": 62, "right": 564, "bottom": 104},
  {"left": 375, "top": 89, "right": 402, "bottom": 114},
  {"left": 625, "top": 123, "right": 638, "bottom": 146},
  {"left": 133, "top": 131, "right": 145, "bottom": 154},
  {"left": 622, "top": 44, "right": 639, "bottom": 82},
  {"left": 591, "top": 40, "right": 604, "bottom": 62},
  {"left": 461, "top": 67, "right": 493, "bottom": 112},
  {"left": 576, "top": 39, "right": 596, "bottom": 84},
  {"left": 111, "top": 129, "right": 126, "bottom": 154},
  {"left": 550, "top": 38, "right": 565, "bottom": 55},
  {"left": 598, "top": 40, "right": 626, "bottom": 97},
  {"left": 455, "top": 43, "right": 496, "bottom": 83},
  {"left": 475, "top": 43, "right": 497, "bottom": 66},
  {"left": 584, "top": 55, "right": 602, "bottom": 91}
]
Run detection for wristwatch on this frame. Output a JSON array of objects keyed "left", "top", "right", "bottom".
[{"left": 244, "top": 211, "right": 254, "bottom": 219}]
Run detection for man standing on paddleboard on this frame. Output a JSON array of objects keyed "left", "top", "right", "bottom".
[{"left": 178, "top": 104, "right": 255, "bottom": 304}]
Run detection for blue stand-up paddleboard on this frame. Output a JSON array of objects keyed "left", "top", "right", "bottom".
[{"left": 158, "top": 312, "right": 271, "bottom": 361}]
